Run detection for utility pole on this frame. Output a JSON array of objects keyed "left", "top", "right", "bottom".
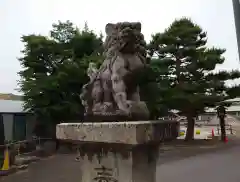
[{"left": 232, "top": 0, "right": 240, "bottom": 61}]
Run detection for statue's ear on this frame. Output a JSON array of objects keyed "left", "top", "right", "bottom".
[
  {"left": 134, "top": 22, "right": 141, "bottom": 32},
  {"left": 105, "top": 23, "right": 116, "bottom": 36}
]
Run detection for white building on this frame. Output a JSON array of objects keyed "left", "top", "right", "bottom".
[{"left": 199, "top": 98, "right": 240, "bottom": 121}]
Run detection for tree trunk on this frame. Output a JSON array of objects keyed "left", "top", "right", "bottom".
[
  {"left": 219, "top": 116, "right": 226, "bottom": 142},
  {"left": 185, "top": 114, "right": 195, "bottom": 141},
  {"left": 176, "top": 58, "right": 181, "bottom": 85}
]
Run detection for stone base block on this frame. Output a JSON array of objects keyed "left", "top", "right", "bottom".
[
  {"left": 77, "top": 143, "right": 158, "bottom": 182},
  {"left": 56, "top": 120, "right": 179, "bottom": 144},
  {"left": 56, "top": 120, "right": 179, "bottom": 182}
]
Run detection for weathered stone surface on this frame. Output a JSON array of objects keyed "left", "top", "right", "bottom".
[
  {"left": 79, "top": 148, "right": 157, "bottom": 182},
  {"left": 80, "top": 22, "right": 150, "bottom": 121},
  {"left": 56, "top": 120, "right": 179, "bottom": 144},
  {"left": 56, "top": 120, "right": 179, "bottom": 182}
]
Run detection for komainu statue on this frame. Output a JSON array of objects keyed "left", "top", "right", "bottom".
[{"left": 80, "top": 22, "right": 149, "bottom": 121}]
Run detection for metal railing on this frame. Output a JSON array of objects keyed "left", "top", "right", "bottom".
[
  {"left": 0, "top": 137, "right": 53, "bottom": 170},
  {"left": 0, "top": 137, "right": 52, "bottom": 150},
  {"left": 217, "top": 125, "right": 233, "bottom": 135}
]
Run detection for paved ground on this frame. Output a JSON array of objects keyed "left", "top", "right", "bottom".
[
  {"left": 157, "top": 145, "right": 240, "bottom": 182},
  {"left": 1, "top": 144, "right": 240, "bottom": 182},
  {"left": 0, "top": 155, "right": 82, "bottom": 182}
]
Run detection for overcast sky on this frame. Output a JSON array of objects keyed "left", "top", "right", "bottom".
[{"left": 1, "top": 0, "right": 239, "bottom": 94}]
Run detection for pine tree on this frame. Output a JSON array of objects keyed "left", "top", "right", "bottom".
[
  {"left": 148, "top": 18, "right": 240, "bottom": 140},
  {"left": 18, "top": 21, "right": 103, "bottom": 135}
]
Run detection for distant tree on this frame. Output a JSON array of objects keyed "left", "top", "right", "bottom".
[
  {"left": 50, "top": 20, "right": 78, "bottom": 43},
  {"left": 148, "top": 18, "right": 240, "bottom": 140},
  {"left": 0, "top": 93, "right": 22, "bottom": 100},
  {"left": 18, "top": 21, "right": 103, "bottom": 137}
]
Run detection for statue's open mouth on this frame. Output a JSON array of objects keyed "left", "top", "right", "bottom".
[
  {"left": 120, "top": 42, "right": 135, "bottom": 53},
  {"left": 119, "top": 33, "right": 137, "bottom": 53}
]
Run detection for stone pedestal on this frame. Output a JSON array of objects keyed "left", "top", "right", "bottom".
[{"left": 56, "top": 120, "right": 179, "bottom": 182}]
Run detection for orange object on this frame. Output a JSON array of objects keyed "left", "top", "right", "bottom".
[{"left": 211, "top": 128, "right": 215, "bottom": 137}]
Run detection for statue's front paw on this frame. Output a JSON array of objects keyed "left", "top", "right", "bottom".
[{"left": 116, "top": 109, "right": 130, "bottom": 116}]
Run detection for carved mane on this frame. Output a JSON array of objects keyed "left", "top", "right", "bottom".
[{"left": 104, "top": 22, "right": 147, "bottom": 62}]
